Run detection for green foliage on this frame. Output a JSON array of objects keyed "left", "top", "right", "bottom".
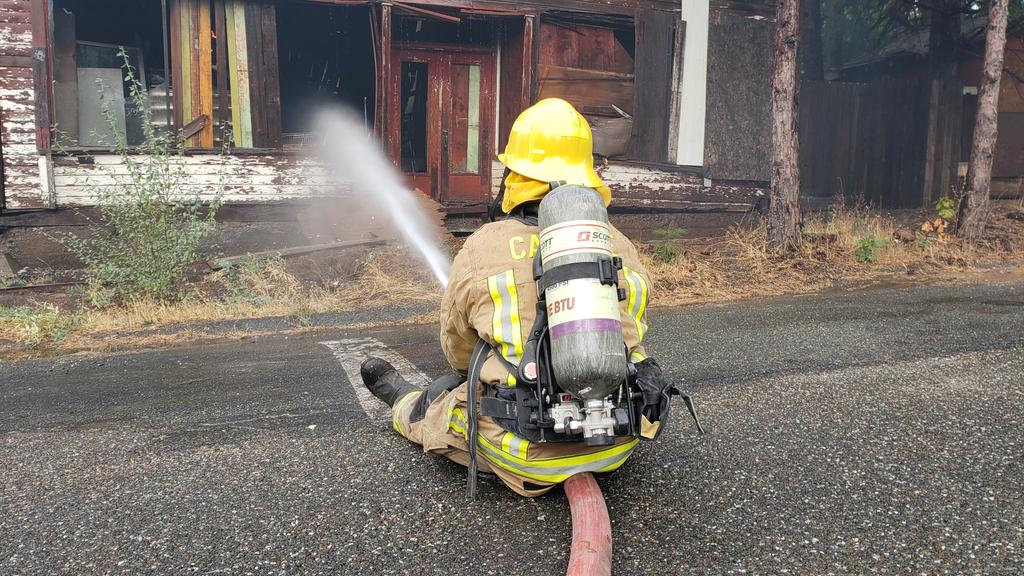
[
  {"left": 0, "top": 303, "right": 81, "bottom": 345},
  {"left": 653, "top": 226, "right": 687, "bottom": 239},
  {"left": 56, "top": 49, "right": 221, "bottom": 304},
  {"left": 934, "top": 196, "right": 957, "bottom": 220},
  {"left": 854, "top": 234, "right": 890, "bottom": 263},
  {"left": 651, "top": 241, "right": 681, "bottom": 264}
]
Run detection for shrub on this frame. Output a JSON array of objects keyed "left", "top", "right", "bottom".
[
  {"left": 934, "top": 196, "right": 957, "bottom": 221},
  {"left": 0, "top": 303, "right": 81, "bottom": 345},
  {"left": 854, "top": 234, "right": 889, "bottom": 263},
  {"left": 651, "top": 241, "right": 681, "bottom": 264},
  {"left": 56, "top": 50, "right": 220, "bottom": 304}
]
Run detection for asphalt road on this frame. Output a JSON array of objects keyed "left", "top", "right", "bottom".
[{"left": 2, "top": 282, "right": 1022, "bottom": 575}]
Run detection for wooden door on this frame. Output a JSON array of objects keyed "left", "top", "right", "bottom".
[
  {"left": 389, "top": 47, "right": 495, "bottom": 205},
  {"left": 444, "top": 52, "right": 495, "bottom": 204},
  {"left": 390, "top": 49, "right": 442, "bottom": 197}
]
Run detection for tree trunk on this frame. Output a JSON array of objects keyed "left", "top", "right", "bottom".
[
  {"left": 960, "top": 0, "right": 1010, "bottom": 240},
  {"left": 769, "top": 0, "right": 802, "bottom": 252},
  {"left": 800, "top": 0, "right": 824, "bottom": 80}
]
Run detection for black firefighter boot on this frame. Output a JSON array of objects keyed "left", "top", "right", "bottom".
[{"left": 360, "top": 357, "right": 418, "bottom": 407}]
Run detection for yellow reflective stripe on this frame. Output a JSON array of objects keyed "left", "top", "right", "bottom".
[
  {"left": 629, "top": 351, "right": 647, "bottom": 363},
  {"left": 449, "top": 406, "right": 468, "bottom": 437},
  {"left": 450, "top": 406, "right": 633, "bottom": 482},
  {"left": 392, "top": 392, "right": 418, "bottom": 437},
  {"left": 479, "top": 434, "right": 636, "bottom": 468},
  {"left": 506, "top": 279, "right": 524, "bottom": 359},
  {"left": 624, "top": 267, "right": 649, "bottom": 342},
  {"left": 476, "top": 436, "right": 639, "bottom": 483},
  {"left": 486, "top": 269, "right": 524, "bottom": 387},
  {"left": 512, "top": 435, "right": 528, "bottom": 459},
  {"left": 499, "top": 432, "right": 528, "bottom": 459},
  {"left": 488, "top": 274, "right": 503, "bottom": 346}
]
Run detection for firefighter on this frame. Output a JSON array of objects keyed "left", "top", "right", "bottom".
[{"left": 360, "top": 98, "right": 654, "bottom": 497}]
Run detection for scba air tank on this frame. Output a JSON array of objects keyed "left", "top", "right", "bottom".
[{"left": 538, "top": 185, "right": 626, "bottom": 400}]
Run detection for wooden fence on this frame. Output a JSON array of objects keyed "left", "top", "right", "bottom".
[{"left": 799, "top": 76, "right": 942, "bottom": 209}]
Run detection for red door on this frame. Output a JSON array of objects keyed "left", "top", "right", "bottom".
[{"left": 389, "top": 47, "right": 495, "bottom": 206}]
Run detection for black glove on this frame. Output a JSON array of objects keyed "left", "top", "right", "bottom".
[{"left": 633, "top": 358, "right": 705, "bottom": 439}]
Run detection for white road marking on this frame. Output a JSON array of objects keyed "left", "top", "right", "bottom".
[{"left": 319, "top": 338, "right": 431, "bottom": 422}]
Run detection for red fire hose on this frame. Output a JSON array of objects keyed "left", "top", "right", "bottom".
[{"left": 564, "top": 473, "right": 613, "bottom": 576}]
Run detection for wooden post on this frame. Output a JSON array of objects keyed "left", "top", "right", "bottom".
[
  {"left": 799, "top": 0, "right": 823, "bottom": 81},
  {"left": 522, "top": 14, "right": 534, "bottom": 106},
  {"left": 379, "top": 3, "right": 393, "bottom": 152},
  {"left": 197, "top": 0, "right": 214, "bottom": 148},
  {"left": 214, "top": 0, "right": 230, "bottom": 145},
  {"left": 170, "top": 0, "right": 184, "bottom": 131},
  {"left": 225, "top": 0, "right": 252, "bottom": 147},
  {"left": 960, "top": 0, "right": 1010, "bottom": 239},
  {"left": 30, "top": 0, "right": 51, "bottom": 154},
  {"left": 768, "top": 0, "right": 802, "bottom": 251}
]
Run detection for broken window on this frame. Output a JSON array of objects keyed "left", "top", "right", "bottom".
[
  {"left": 399, "top": 61, "right": 429, "bottom": 173},
  {"left": 537, "top": 17, "right": 636, "bottom": 159},
  {"left": 537, "top": 12, "right": 678, "bottom": 163},
  {"left": 393, "top": 13, "right": 493, "bottom": 46},
  {"left": 275, "top": 3, "right": 376, "bottom": 148},
  {"left": 52, "top": 0, "right": 172, "bottom": 147}
]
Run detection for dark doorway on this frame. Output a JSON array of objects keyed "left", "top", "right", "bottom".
[{"left": 275, "top": 2, "right": 375, "bottom": 146}]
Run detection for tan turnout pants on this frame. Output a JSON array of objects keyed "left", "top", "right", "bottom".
[{"left": 391, "top": 381, "right": 639, "bottom": 497}]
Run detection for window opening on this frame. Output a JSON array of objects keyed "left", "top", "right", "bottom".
[
  {"left": 275, "top": 3, "right": 375, "bottom": 148},
  {"left": 537, "top": 18, "right": 636, "bottom": 159},
  {"left": 53, "top": 0, "right": 171, "bottom": 147},
  {"left": 394, "top": 15, "right": 493, "bottom": 45},
  {"left": 400, "top": 61, "right": 429, "bottom": 173}
]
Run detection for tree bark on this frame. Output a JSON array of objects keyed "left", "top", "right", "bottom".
[
  {"left": 769, "top": 0, "right": 802, "bottom": 252},
  {"left": 960, "top": 0, "right": 1010, "bottom": 240}
]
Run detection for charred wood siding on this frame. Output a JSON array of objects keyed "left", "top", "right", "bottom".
[
  {"left": 0, "top": 0, "right": 41, "bottom": 210},
  {"left": 704, "top": 10, "right": 773, "bottom": 182},
  {"left": 631, "top": 8, "right": 676, "bottom": 162}
]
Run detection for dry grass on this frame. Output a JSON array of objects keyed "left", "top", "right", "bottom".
[
  {"left": 644, "top": 203, "right": 1022, "bottom": 306},
  {"left": 0, "top": 248, "right": 441, "bottom": 352},
  {"left": 2, "top": 204, "right": 1021, "bottom": 357}
]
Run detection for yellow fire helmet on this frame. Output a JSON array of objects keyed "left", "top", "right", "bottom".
[{"left": 497, "top": 98, "right": 610, "bottom": 212}]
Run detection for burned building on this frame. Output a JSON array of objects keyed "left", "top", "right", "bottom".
[{"left": 0, "top": 1, "right": 775, "bottom": 249}]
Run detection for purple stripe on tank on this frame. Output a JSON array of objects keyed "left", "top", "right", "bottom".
[{"left": 550, "top": 318, "right": 622, "bottom": 339}]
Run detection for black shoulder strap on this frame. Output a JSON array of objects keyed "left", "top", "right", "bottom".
[{"left": 537, "top": 257, "right": 623, "bottom": 295}]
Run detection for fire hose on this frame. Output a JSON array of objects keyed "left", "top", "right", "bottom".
[{"left": 564, "top": 473, "right": 613, "bottom": 576}]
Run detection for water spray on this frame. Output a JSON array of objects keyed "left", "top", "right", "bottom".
[{"left": 313, "top": 108, "right": 451, "bottom": 287}]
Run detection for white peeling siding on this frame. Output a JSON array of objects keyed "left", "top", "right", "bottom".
[
  {"left": 53, "top": 154, "right": 352, "bottom": 206},
  {"left": 0, "top": 1, "right": 44, "bottom": 209}
]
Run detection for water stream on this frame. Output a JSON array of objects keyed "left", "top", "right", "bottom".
[{"left": 313, "top": 108, "right": 451, "bottom": 287}]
